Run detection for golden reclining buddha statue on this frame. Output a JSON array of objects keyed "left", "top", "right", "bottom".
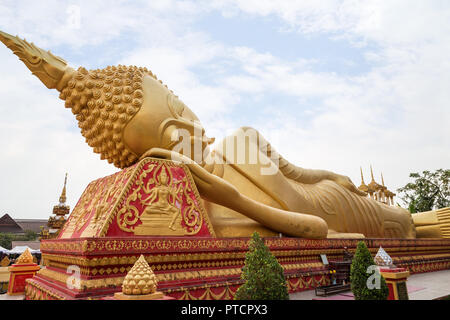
[{"left": 1, "top": 30, "right": 448, "bottom": 239}]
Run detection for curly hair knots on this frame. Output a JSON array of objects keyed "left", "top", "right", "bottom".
[{"left": 58, "top": 65, "right": 166, "bottom": 168}]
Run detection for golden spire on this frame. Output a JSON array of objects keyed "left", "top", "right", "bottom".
[
  {"left": 381, "top": 173, "right": 396, "bottom": 199},
  {"left": 368, "top": 165, "right": 382, "bottom": 193},
  {"left": 59, "top": 173, "right": 68, "bottom": 204},
  {"left": 16, "top": 248, "right": 34, "bottom": 264},
  {"left": 379, "top": 173, "right": 387, "bottom": 191},
  {"left": 360, "top": 167, "right": 366, "bottom": 184},
  {"left": 0, "top": 30, "right": 75, "bottom": 90},
  {"left": 358, "top": 167, "right": 369, "bottom": 193}
]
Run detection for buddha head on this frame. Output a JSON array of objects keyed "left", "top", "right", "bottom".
[
  {"left": 0, "top": 31, "right": 214, "bottom": 169},
  {"left": 59, "top": 64, "right": 212, "bottom": 169}
]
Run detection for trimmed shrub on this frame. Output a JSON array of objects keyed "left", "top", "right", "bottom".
[
  {"left": 350, "top": 241, "right": 389, "bottom": 300},
  {"left": 234, "top": 232, "right": 289, "bottom": 300}
]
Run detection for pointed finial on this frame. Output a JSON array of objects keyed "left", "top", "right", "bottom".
[
  {"left": 0, "top": 30, "right": 75, "bottom": 90},
  {"left": 381, "top": 172, "right": 385, "bottom": 187},
  {"left": 360, "top": 167, "right": 365, "bottom": 184},
  {"left": 358, "top": 166, "right": 369, "bottom": 194},
  {"left": 59, "top": 173, "right": 67, "bottom": 204},
  {"left": 370, "top": 165, "right": 375, "bottom": 181}
]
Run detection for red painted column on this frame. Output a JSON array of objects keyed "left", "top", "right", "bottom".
[{"left": 379, "top": 267, "right": 410, "bottom": 300}]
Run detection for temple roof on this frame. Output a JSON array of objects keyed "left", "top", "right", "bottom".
[
  {"left": 15, "top": 219, "right": 48, "bottom": 233},
  {"left": 0, "top": 214, "right": 24, "bottom": 234}
]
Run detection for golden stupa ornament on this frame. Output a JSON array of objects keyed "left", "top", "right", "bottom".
[
  {"left": 114, "top": 255, "right": 163, "bottom": 300},
  {"left": 15, "top": 248, "right": 34, "bottom": 264}
]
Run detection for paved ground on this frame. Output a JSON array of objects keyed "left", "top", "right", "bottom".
[
  {"left": 0, "top": 293, "right": 24, "bottom": 300},
  {"left": 290, "top": 269, "right": 450, "bottom": 300},
  {"left": 1, "top": 269, "right": 449, "bottom": 300}
]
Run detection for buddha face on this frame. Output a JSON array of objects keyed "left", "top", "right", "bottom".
[{"left": 123, "top": 75, "right": 214, "bottom": 162}]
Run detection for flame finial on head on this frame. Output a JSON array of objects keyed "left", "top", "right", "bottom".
[
  {"left": 0, "top": 30, "right": 74, "bottom": 90},
  {"left": 0, "top": 31, "right": 173, "bottom": 169}
]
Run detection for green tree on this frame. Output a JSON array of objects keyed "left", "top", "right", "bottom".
[
  {"left": 0, "top": 231, "right": 38, "bottom": 250},
  {"left": 234, "top": 232, "right": 289, "bottom": 300},
  {"left": 23, "top": 230, "right": 38, "bottom": 241},
  {"left": 350, "top": 241, "right": 388, "bottom": 300},
  {"left": 0, "top": 233, "right": 14, "bottom": 250},
  {"left": 397, "top": 169, "right": 450, "bottom": 213}
]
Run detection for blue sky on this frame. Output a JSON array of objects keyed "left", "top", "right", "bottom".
[
  {"left": 196, "top": 11, "right": 374, "bottom": 75},
  {"left": 0, "top": 0, "right": 449, "bottom": 219}
]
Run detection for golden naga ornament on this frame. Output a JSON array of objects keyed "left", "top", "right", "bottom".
[
  {"left": 114, "top": 255, "right": 163, "bottom": 300},
  {"left": 1, "top": 30, "right": 449, "bottom": 240}
]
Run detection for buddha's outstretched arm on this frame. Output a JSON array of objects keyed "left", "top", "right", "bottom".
[{"left": 140, "top": 148, "right": 329, "bottom": 239}]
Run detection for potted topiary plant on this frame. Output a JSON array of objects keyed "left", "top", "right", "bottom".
[
  {"left": 234, "top": 232, "right": 289, "bottom": 300},
  {"left": 350, "top": 241, "right": 389, "bottom": 300}
]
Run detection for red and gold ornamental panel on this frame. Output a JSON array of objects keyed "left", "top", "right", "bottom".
[{"left": 58, "top": 157, "right": 215, "bottom": 239}]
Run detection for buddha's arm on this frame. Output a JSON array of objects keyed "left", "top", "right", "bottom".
[{"left": 140, "top": 148, "right": 329, "bottom": 239}]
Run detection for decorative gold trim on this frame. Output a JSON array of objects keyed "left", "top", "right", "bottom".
[{"left": 25, "top": 279, "right": 66, "bottom": 300}]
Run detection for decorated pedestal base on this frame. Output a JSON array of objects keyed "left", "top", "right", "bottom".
[
  {"left": 23, "top": 157, "right": 450, "bottom": 300},
  {"left": 24, "top": 236, "right": 450, "bottom": 300},
  {"left": 8, "top": 250, "right": 40, "bottom": 296},
  {"left": 380, "top": 267, "right": 410, "bottom": 300}
]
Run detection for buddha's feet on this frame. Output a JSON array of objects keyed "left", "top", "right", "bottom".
[{"left": 413, "top": 207, "right": 450, "bottom": 238}]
